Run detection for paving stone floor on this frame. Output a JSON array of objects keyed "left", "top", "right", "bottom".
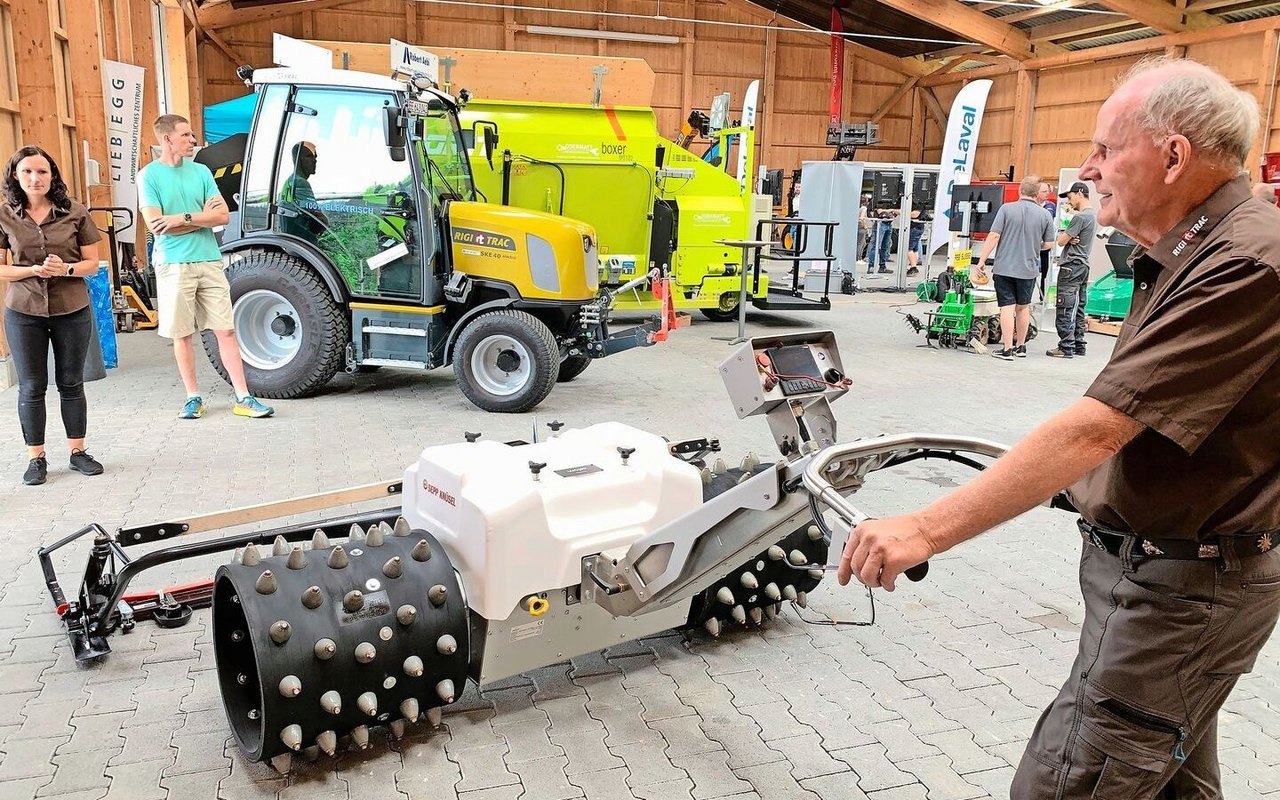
[{"left": 1, "top": 295, "right": 1277, "bottom": 800}]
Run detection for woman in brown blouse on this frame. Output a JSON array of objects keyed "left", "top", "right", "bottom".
[{"left": 0, "top": 146, "right": 103, "bottom": 485}]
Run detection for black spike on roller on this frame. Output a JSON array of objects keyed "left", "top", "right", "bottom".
[{"left": 212, "top": 529, "right": 469, "bottom": 763}]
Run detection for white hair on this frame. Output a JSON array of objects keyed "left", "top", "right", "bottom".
[{"left": 1120, "top": 57, "right": 1259, "bottom": 168}]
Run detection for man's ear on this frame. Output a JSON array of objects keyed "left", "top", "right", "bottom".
[{"left": 1164, "top": 135, "right": 1193, "bottom": 184}]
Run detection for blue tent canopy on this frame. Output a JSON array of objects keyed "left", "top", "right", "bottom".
[{"left": 203, "top": 93, "right": 256, "bottom": 143}]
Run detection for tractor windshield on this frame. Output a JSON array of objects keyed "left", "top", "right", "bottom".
[{"left": 416, "top": 98, "right": 475, "bottom": 205}]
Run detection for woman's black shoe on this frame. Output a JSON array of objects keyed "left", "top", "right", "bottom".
[
  {"left": 23, "top": 455, "right": 48, "bottom": 485},
  {"left": 69, "top": 449, "right": 104, "bottom": 476}
]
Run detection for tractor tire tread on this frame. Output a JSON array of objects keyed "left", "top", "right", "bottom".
[{"left": 203, "top": 249, "right": 348, "bottom": 399}]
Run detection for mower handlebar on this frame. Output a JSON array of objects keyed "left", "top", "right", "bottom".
[{"left": 800, "top": 434, "right": 1010, "bottom": 585}]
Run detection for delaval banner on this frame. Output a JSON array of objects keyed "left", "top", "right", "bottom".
[
  {"left": 102, "top": 60, "right": 145, "bottom": 245},
  {"left": 927, "top": 79, "right": 993, "bottom": 260}
]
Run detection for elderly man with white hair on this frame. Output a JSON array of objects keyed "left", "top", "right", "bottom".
[{"left": 836, "top": 58, "right": 1280, "bottom": 799}]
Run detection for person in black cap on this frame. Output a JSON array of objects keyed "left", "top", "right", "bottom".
[{"left": 1047, "top": 181, "right": 1096, "bottom": 358}]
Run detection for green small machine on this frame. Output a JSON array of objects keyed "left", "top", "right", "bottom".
[
  {"left": 906, "top": 260, "right": 1036, "bottom": 350},
  {"left": 1084, "top": 231, "right": 1136, "bottom": 321}
]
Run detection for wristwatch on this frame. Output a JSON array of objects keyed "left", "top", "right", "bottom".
[
  {"left": 183, "top": 213, "right": 192, "bottom": 224},
  {"left": 65, "top": 263, "right": 74, "bottom": 276}
]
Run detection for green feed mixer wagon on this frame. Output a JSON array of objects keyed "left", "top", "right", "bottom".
[{"left": 459, "top": 99, "right": 832, "bottom": 321}]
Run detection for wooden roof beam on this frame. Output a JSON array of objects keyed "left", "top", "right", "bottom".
[
  {"left": 1029, "top": 13, "right": 1139, "bottom": 43},
  {"left": 196, "top": 0, "right": 366, "bottom": 31},
  {"left": 1091, "top": 1, "right": 1220, "bottom": 33},
  {"left": 871, "top": 0, "right": 1065, "bottom": 60}
]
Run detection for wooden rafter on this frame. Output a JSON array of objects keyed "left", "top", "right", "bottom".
[
  {"left": 195, "top": 0, "right": 367, "bottom": 31},
  {"left": 920, "top": 86, "right": 948, "bottom": 127},
  {"left": 182, "top": 0, "right": 249, "bottom": 69},
  {"left": 1187, "top": 0, "right": 1268, "bottom": 9},
  {"left": 870, "top": 0, "right": 1064, "bottom": 60},
  {"left": 1024, "top": 13, "right": 1280, "bottom": 69},
  {"left": 1090, "top": 0, "right": 1220, "bottom": 33},
  {"left": 1029, "top": 12, "right": 1139, "bottom": 43},
  {"left": 868, "top": 57, "right": 957, "bottom": 123}
]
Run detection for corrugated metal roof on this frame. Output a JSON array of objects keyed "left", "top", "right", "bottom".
[
  {"left": 1218, "top": 3, "right": 1280, "bottom": 22},
  {"left": 1012, "top": 9, "right": 1094, "bottom": 30},
  {"left": 1064, "top": 27, "right": 1160, "bottom": 51}
]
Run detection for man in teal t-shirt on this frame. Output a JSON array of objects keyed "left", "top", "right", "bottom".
[{"left": 139, "top": 113, "right": 273, "bottom": 419}]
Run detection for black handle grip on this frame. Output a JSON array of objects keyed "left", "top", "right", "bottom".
[{"left": 904, "top": 561, "right": 929, "bottom": 582}]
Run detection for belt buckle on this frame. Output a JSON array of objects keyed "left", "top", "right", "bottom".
[{"left": 1079, "top": 520, "right": 1107, "bottom": 550}]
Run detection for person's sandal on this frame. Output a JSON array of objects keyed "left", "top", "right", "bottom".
[
  {"left": 23, "top": 454, "right": 48, "bottom": 485},
  {"left": 69, "top": 449, "right": 104, "bottom": 476}
]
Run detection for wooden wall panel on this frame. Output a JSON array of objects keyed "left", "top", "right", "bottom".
[{"left": 1186, "top": 35, "right": 1263, "bottom": 84}]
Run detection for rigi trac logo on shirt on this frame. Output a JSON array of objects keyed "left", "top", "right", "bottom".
[{"left": 1172, "top": 215, "right": 1209, "bottom": 257}]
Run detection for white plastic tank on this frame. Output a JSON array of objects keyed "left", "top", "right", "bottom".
[{"left": 401, "top": 422, "right": 703, "bottom": 620}]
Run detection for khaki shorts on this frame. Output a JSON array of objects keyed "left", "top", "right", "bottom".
[{"left": 155, "top": 260, "right": 235, "bottom": 339}]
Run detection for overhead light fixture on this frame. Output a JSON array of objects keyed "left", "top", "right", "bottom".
[{"left": 525, "top": 24, "right": 680, "bottom": 46}]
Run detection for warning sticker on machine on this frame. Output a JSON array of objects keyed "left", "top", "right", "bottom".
[{"left": 510, "top": 619, "right": 545, "bottom": 642}]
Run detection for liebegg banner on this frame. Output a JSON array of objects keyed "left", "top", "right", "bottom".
[
  {"left": 102, "top": 60, "right": 145, "bottom": 245},
  {"left": 927, "top": 79, "right": 993, "bottom": 260}
]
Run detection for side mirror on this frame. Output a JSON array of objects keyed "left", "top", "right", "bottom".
[
  {"left": 384, "top": 106, "right": 406, "bottom": 161},
  {"left": 470, "top": 121, "right": 500, "bottom": 170}
]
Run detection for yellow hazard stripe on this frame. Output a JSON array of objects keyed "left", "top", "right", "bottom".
[
  {"left": 350, "top": 302, "right": 445, "bottom": 315},
  {"left": 212, "top": 163, "right": 244, "bottom": 179}
]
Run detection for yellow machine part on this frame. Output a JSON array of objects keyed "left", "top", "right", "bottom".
[{"left": 447, "top": 202, "right": 598, "bottom": 303}]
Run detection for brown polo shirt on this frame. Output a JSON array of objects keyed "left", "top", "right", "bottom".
[
  {"left": 1070, "top": 175, "right": 1280, "bottom": 542},
  {"left": 0, "top": 200, "right": 102, "bottom": 317}
]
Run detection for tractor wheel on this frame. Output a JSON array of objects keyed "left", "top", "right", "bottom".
[
  {"left": 203, "top": 250, "right": 348, "bottom": 399},
  {"left": 557, "top": 353, "right": 592, "bottom": 383},
  {"left": 453, "top": 310, "right": 559, "bottom": 413},
  {"left": 700, "top": 293, "right": 740, "bottom": 322}
]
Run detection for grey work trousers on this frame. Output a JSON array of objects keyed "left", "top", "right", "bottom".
[
  {"left": 1054, "top": 264, "right": 1089, "bottom": 354},
  {"left": 1011, "top": 538, "right": 1280, "bottom": 799}
]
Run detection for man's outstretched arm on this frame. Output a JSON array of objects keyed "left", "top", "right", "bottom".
[{"left": 839, "top": 397, "right": 1145, "bottom": 590}]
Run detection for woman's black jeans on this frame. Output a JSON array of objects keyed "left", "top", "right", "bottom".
[{"left": 5, "top": 305, "right": 91, "bottom": 447}]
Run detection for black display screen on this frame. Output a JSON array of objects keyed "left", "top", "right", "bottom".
[{"left": 765, "top": 345, "right": 827, "bottom": 396}]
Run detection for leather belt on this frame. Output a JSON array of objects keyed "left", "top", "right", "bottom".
[{"left": 1077, "top": 519, "right": 1277, "bottom": 560}]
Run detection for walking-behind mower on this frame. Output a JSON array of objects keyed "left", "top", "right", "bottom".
[
  {"left": 905, "top": 258, "right": 1038, "bottom": 351},
  {"left": 39, "top": 330, "right": 1011, "bottom": 769}
]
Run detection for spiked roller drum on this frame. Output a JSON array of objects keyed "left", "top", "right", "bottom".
[
  {"left": 685, "top": 454, "right": 827, "bottom": 635},
  {"left": 212, "top": 520, "right": 469, "bottom": 762}
]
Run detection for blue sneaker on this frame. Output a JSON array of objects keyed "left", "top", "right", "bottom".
[
  {"left": 233, "top": 395, "right": 274, "bottom": 418},
  {"left": 179, "top": 397, "right": 206, "bottom": 419}
]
